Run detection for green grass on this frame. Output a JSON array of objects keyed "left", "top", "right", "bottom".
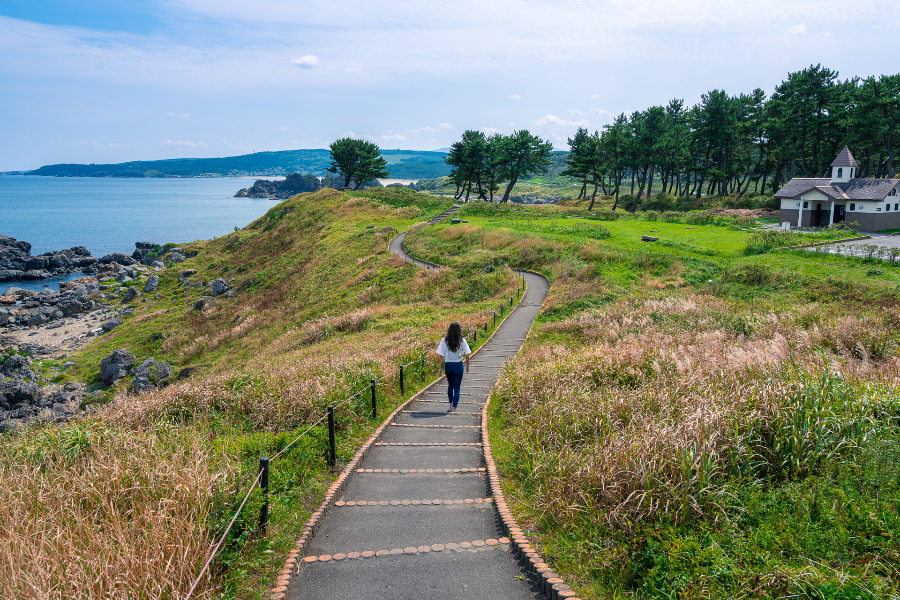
[{"left": 411, "top": 201, "right": 900, "bottom": 599}]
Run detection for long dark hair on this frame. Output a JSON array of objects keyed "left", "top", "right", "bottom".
[{"left": 445, "top": 322, "right": 462, "bottom": 353}]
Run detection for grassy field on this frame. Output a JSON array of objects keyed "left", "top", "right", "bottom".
[
  {"left": 4, "top": 191, "right": 898, "bottom": 599},
  {"left": 407, "top": 203, "right": 900, "bottom": 599},
  {"left": 0, "top": 188, "right": 524, "bottom": 599}
]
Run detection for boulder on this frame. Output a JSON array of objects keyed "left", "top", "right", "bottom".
[
  {"left": 99, "top": 349, "right": 136, "bottom": 385},
  {"left": 101, "top": 318, "right": 123, "bottom": 332},
  {"left": 210, "top": 279, "right": 228, "bottom": 296},
  {"left": 59, "top": 276, "right": 98, "bottom": 292},
  {"left": 0, "top": 311, "right": 8, "bottom": 326},
  {"left": 26, "top": 306, "right": 58, "bottom": 326},
  {"left": 0, "top": 287, "right": 36, "bottom": 299},
  {"left": 0, "top": 355, "right": 36, "bottom": 380},
  {"left": 132, "top": 358, "right": 172, "bottom": 392},
  {"left": 193, "top": 296, "right": 214, "bottom": 311},
  {"left": 143, "top": 275, "right": 160, "bottom": 293},
  {"left": 170, "top": 252, "right": 186, "bottom": 264},
  {"left": 98, "top": 252, "right": 136, "bottom": 266},
  {"left": 0, "top": 380, "right": 42, "bottom": 410},
  {"left": 180, "top": 269, "right": 197, "bottom": 279},
  {"left": 123, "top": 287, "right": 142, "bottom": 301}
]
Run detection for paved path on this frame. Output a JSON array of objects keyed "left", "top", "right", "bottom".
[{"left": 288, "top": 210, "right": 550, "bottom": 599}]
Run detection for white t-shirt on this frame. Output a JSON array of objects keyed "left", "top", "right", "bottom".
[{"left": 437, "top": 338, "right": 471, "bottom": 363}]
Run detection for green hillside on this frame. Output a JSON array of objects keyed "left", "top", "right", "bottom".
[{"left": 27, "top": 149, "right": 451, "bottom": 179}]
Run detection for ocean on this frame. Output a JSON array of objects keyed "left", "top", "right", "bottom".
[{"left": 0, "top": 175, "right": 283, "bottom": 293}]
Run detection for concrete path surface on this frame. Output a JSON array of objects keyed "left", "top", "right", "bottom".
[{"left": 288, "top": 212, "right": 550, "bottom": 599}]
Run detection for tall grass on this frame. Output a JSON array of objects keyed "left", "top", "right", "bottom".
[{"left": 0, "top": 422, "right": 236, "bottom": 600}]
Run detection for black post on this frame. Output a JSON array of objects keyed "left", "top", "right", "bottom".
[
  {"left": 473, "top": 329, "right": 477, "bottom": 345},
  {"left": 259, "top": 457, "right": 269, "bottom": 532},
  {"left": 493, "top": 312, "right": 496, "bottom": 326},
  {"left": 400, "top": 364, "right": 404, "bottom": 396},
  {"left": 327, "top": 405, "right": 336, "bottom": 468},
  {"left": 371, "top": 378, "right": 377, "bottom": 420}
]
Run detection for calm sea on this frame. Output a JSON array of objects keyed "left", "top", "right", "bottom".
[{"left": 0, "top": 175, "right": 282, "bottom": 293}]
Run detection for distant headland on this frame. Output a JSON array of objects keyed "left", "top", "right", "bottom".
[{"left": 17, "top": 148, "right": 451, "bottom": 180}]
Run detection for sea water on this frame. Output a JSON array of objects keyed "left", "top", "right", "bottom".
[{"left": 0, "top": 175, "right": 282, "bottom": 293}]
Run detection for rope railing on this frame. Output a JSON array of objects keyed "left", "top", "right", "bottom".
[{"left": 184, "top": 244, "right": 527, "bottom": 599}]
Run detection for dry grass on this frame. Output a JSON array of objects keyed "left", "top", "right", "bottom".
[
  {"left": 496, "top": 294, "right": 900, "bottom": 529},
  {"left": 0, "top": 422, "right": 235, "bottom": 600}
]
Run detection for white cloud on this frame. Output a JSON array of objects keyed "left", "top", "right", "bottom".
[
  {"left": 291, "top": 54, "right": 320, "bottom": 68},
  {"left": 535, "top": 114, "right": 590, "bottom": 128},
  {"left": 785, "top": 23, "right": 806, "bottom": 35},
  {"left": 589, "top": 107, "right": 614, "bottom": 120},
  {"left": 281, "top": 125, "right": 288, "bottom": 130},
  {"left": 822, "top": 31, "right": 832, "bottom": 35},
  {"left": 508, "top": 94, "right": 521, "bottom": 100},
  {"left": 590, "top": 94, "right": 601, "bottom": 99},
  {"left": 481, "top": 127, "right": 502, "bottom": 134},
  {"left": 166, "top": 112, "right": 175, "bottom": 116},
  {"left": 179, "top": 113, "right": 191, "bottom": 117},
  {"left": 161, "top": 140, "right": 207, "bottom": 148},
  {"left": 381, "top": 134, "right": 406, "bottom": 141},
  {"left": 409, "top": 126, "right": 437, "bottom": 134},
  {"left": 346, "top": 62, "right": 363, "bottom": 73},
  {"left": 438, "top": 123, "right": 452, "bottom": 130},
  {"left": 567, "top": 109, "right": 585, "bottom": 117}
]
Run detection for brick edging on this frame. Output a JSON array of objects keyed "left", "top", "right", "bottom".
[
  {"left": 268, "top": 239, "right": 529, "bottom": 600},
  {"left": 481, "top": 271, "right": 582, "bottom": 600}
]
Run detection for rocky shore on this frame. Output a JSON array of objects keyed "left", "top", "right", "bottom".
[
  {"left": 0, "top": 234, "right": 202, "bottom": 282},
  {"left": 234, "top": 172, "right": 320, "bottom": 199},
  {"left": 0, "top": 238, "right": 207, "bottom": 432}
]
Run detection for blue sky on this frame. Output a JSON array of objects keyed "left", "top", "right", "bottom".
[{"left": 0, "top": 0, "right": 896, "bottom": 170}]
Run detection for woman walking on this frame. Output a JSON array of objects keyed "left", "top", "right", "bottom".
[{"left": 436, "top": 322, "right": 470, "bottom": 413}]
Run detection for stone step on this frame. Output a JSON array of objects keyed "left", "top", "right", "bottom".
[
  {"left": 358, "top": 445, "right": 483, "bottom": 470},
  {"left": 339, "top": 471, "right": 489, "bottom": 502}
]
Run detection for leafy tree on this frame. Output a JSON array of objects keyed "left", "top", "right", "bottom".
[
  {"left": 497, "top": 130, "right": 554, "bottom": 203},
  {"left": 326, "top": 138, "right": 390, "bottom": 190}
]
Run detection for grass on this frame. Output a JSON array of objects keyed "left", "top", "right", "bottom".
[
  {"left": 0, "top": 187, "right": 523, "bottom": 599},
  {"left": 410, "top": 202, "right": 900, "bottom": 599}
]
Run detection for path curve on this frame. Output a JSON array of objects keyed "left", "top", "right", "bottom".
[{"left": 286, "top": 210, "right": 550, "bottom": 600}]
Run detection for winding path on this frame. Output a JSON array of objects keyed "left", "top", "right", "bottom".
[{"left": 286, "top": 207, "right": 550, "bottom": 599}]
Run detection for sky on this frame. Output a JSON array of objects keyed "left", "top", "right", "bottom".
[{"left": 0, "top": 0, "right": 897, "bottom": 170}]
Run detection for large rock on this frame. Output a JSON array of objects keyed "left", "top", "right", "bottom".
[
  {"left": 98, "top": 252, "right": 136, "bottom": 266},
  {"left": 99, "top": 349, "right": 136, "bottom": 385},
  {"left": 133, "top": 358, "right": 172, "bottom": 392},
  {"left": 234, "top": 172, "right": 320, "bottom": 198},
  {"left": 0, "top": 355, "right": 37, "bottom": 381},
  {"left": 193, "top": 296, "right": 214, "bottom": 311},
  {"left": 101, "top": 317, "right": 123, "bottom": 332},
  {"left": 123, "top": 286, "right": 142, "bottom": 301},
  {"left": 26, "top": 306, "right": 61, "bottom": 326},
  {"left": 0, "top": 235, "right": 96, "bottom": 282},
  {"left": 210, "top": 279, "right": 228, "bottom": 297},
  {"left": 59, "top": 275, "right": 98, "bottom": 292},
  {"left": 144, "top": 275, "right": 159, "bottom": 293}
]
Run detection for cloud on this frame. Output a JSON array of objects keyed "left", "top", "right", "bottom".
[
  {"left": 161, "top": 140, "right": 207, "bottom": 148},
  {"left": 381, "top": 134, "right": 406, "bottom": 141},
  {"left": 567, "top": 109, "right": 585, "bottom": 117},
  {"left": 291, "top": 54, "right": 320, "bottom": 68},
  {"left": 591, "top": 94, "right": 601, "bottom": 99},
  {"left": 589, "top": 107, "right": 614, "bottom": 120},
  {"left": 785, "top": 23, "right": 806, "bottom": 35},
  {"left": 281, "top": 125, "right": 288, "bottom": 130},
  {"left": 166, "top": 112, "right": 175, "bottom": 116},
  {"left": 508, "top": 94, "right": 521, "bottom": 100},
  {"left": 409, "top": 123, "right": 452, "bottom": 134},
  {"left": 346, "top": 62, "right": 363, "bottom": 73},
  {"left": 481, "top": 127, "right": 502, "bottom": 134},
  {"left": 179, "top": 113, "right": 191, "bottom": 117},
  {"left": 822, "top": 31, "right": 832, "bottom": 35},
  {"left": 535, "top": 114, "right": 590, "bottom": 128}
]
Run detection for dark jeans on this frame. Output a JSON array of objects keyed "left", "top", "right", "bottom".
[{"left": 445, "top": 361, "right": 464, "bottom": 408}]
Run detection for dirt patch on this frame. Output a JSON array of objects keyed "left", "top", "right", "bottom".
[{"left": 1, "top": 309, "right": 108, "bottom": 359}]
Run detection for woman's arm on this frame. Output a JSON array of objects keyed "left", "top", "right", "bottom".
[
  {"left": 465, "top": 354, "right": 470, "bottom": 374},
  {"left": 436, "top": 353, "right": 444, "bottom": 375}
]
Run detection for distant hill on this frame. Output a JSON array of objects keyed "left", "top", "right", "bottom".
[{"left": 27, "top": 149, "right": 451, "bottom": 180}]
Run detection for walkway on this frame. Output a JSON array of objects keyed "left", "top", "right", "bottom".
[{"left": 287, "top": 212, "right": 550, "bottom": 599}]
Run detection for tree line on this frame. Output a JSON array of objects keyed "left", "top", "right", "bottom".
[{"left": 563, "top": 64, "right": 900, "bottom": 210}]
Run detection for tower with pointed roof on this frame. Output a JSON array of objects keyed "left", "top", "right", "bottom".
[{"left": 830, "top": 145, "right": 858, "bottom": 183}]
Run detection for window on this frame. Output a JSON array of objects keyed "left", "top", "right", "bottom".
[
  {"left": 838, "top": 167, "right": 843, "bottom": 178},
  {"left": 887, "top": 204, "right": 891, "bottom": 211},
  {"left": 850, "top": 203, "right": 856, "bottom": 211},
  {"left": 860, "top": 204, "right": 865, "bottom": 210},
  {"left": 890, "top": 188, "right": 898, "bottom": 197},
  {"left": 850, "top": 168, "right": 854, "bottom": 178},
  {"left": 895, "top": 203, "right": 898, "bottom": 211},
  {"left": 803, "top": 201, "right": 808, "bottom": 209}
]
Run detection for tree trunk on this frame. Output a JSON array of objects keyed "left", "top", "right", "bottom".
[
  {"left": 630, "top": 169, "right": 635, "bottom": 195},
  {"left": 630, "top": 167, "right": 648, "bottom": 212},
  {"left": 500, "top": 177, "right": 518, "bottom": 203},
  {"left": 588, "top": 182, "right": 599, "bottom": 210}
]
